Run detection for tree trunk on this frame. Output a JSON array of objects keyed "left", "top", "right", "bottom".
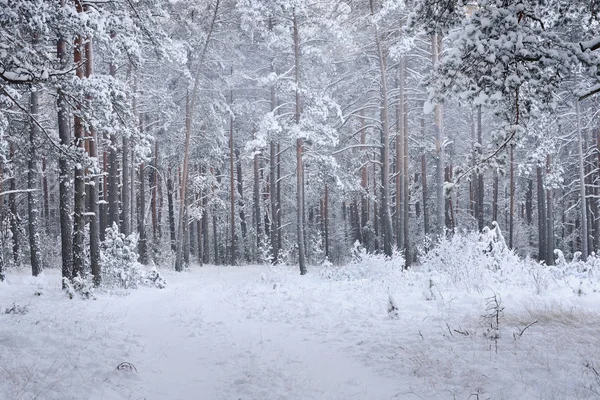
[
  {"left": 509, "top": 144, "right": 515, "bottom": 249},
  {"left": 167, "top": 170, "right": 176, "bottom": 252},
  {"left": 293, "top": 10, "right": 307, "bottom": 274},
  {"left": 492, "top": 171, "right": 499, "bottom": 223},
  {"left": 8, "top": 146, "right": 19, "bottom": 266},
  {"left": 395, "top": 70, "right": 404, "bottom": 251},
  {"left": 324, "top": 184, "right": 330, "bottom": 260},
  {"left": 27, "top": 89, "right": 42, "bottom": 276},
  {"left": 576, "top": 101, "right": 589, "bottom": 261},
  {"left": 432, "top": 34, "right": 445, "bottom": 237},
  {"left": 57, "top": 10, "right": 73, "bottom": 285},
  {"left": 138, "top": 163, "right": 148, "bottom": 264},
  {"left": 537, "top": 165, "right": 547, "bottom": 263},
  {"left": 175, "top": 86, "right": 193, "bottom": 272},
  {"left": 360, "top": 114, "right": 368, "bottom": 244},
  {"left": 229, "top": 84, "right": 236, "bottom": 265},
  {"left": 253, "top": 149, "right": 261, "bottom": 260},
  {"left": 28, "top": 89, "right": 43, "bottom": 276},
  {"left": 84, "top": 26, "right": 101, "bottom": 286},
  {"left": 72, "top": 6, "right": 85, "bottom": 279},
  {"left": 235, "top": 149, "right": 249, "bottom": 262},
  {"left": 370, "top": 0, "right": 393, "bottom": 257},
  {"left": 546, "top": 154, "right": 555, "bottom": 265},
  {"left": 152, "top": 141, "right": 158, "bottom": 242},
  {"left": 476, "top": 106, "right": 484, "bottom": 231},
  {"left": 121, "top": 136, "right": 130, "bottom": 235},
  {"left": 269, "top": 141, "right": 278, "bottom": 263},
  {"left": 42, "top": 157, "right": 50, "bottom": 234}
]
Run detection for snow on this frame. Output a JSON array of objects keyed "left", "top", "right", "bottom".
[{"left": 2, "top": 251, "right": 600, "bottom": 399}]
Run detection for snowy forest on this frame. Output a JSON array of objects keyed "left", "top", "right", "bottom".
[
  {"left": 2, "top": 0, "right": 600, "bottom": 399},
  {"left": 1, "top": 0, "right": 600, "bottom": 281}
]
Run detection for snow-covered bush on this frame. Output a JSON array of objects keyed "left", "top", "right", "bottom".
[
  {"left": 101, "top": 224, "right": 143, "bottom": 289},
  {"left": 419, "top": 223, "right": 521, "bottom": 291},
  {"left": 63, "top": 274, "right": 95, "bottom": 300},
  {"left": 319, "top": 241, "right": 405, "bottom": 281}
]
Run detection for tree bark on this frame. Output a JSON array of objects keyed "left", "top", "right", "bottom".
[
  {"left": 235, "top": 148, "right": 249, "bottom": 261},
  {"left": 229, "top": 83, "right": 236, "bottom": 265},
  {"left": 167, "top": 169, "right": 176, "bottom": 252},
  {"left": 546, "top": 154, "right": 555, "bottom": 265},
  {"left": 57, "top": 8, "right": 73, "bottom": 285},
  {"left": 432, "top": 34, "right": 445, "bottom": 237},
  {"left": 576, "top": 101, "right": 588, "bottom": 261},
  {"left": 293, "top": 10, "right": 307, "bottom": 274},
  {"left": 537, "top": 165, "right": 547, "bottom": 263},
  {"left": 138, "top": 163, "right": 148, "bottom": 264},
  {"left": 84, "top": 25, "right": 101, "bottom": 286},
  {"left": 476, "top": 106, "right": 484, "bottom": 231},
  {"left": 8, "top": 146, "right": 19, "bottom": 266},
  {"left": 72, "top": 3, "right": 85, "bottom": 279},
  {"left": 509, "top": 144, "right": 515, "bottom": 249},
  {"left": 370, "top": 0, "right": 393, "bottom": 257},
  {"left": 253, "top": 149, "right": 261, "bottom": 261},
  {"left": 28, "top": 88, "right": 43, "bottom": 277}
]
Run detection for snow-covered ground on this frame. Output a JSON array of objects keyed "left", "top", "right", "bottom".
[{"left": 2, "top": 244, "right": 600, "bottom": 399}]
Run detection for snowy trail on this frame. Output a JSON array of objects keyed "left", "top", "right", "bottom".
[
  {"left": 3, "top": 262, "right": 600, "bottom": 400},
  {"left": 110, "top": 267, "right": 407, "bottom": 400}
]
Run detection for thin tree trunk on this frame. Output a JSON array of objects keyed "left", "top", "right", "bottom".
[
  {"left": 84, "top": 26, "right": 101, "bottom": 286},
  {"left": 152, "top": 141, "right": 158, "bottom": 241},
  {"left": 370, "top": 0, "right": 393, "bottom": 256},
  {"left": 28, "top": 88, "right": 43, "bottom": 276},
  {"left": 509, "top": 144, "right": 515, "bottom": 249},
  {"left": 546, "top": 154, "right": 555, "bottom": 265},
  {"left": 576, "top": 101, "right": 589, "bottom": 261},
  {"left": 293, "top": 10, "right": 307, "bottom": 274},
  {"left": 492, "top": 171, "right": 499, "bottom": 223},
  {"left": 107, "top": 55, "right": 119, "bottom": 231},
  {"left": 476, "top": 106, "right": 484, "bottom": 231},
  {"left": 402, "top": 67, "right": 410, "bottom": 265},
  {"left": 138, "top": 163, "right": 148, "bottom": 264},
  {"left": 253, "top": 149, "right": 261, "bottom": 260},
  {"left": 537, "top": 165, "right": 547, "bottom": 263},
  {"left": 57, "top": 8, "right": 73, "bottom": 285},
  {"left": 324, "top": 184, "right": 329, "bottom": 260},
  {"left": 9, "top": 147, "right": 19, "bottom": 266},
  {"left": 175, "top": 87, "right": 192, "bottom": 271},
  {"left": 235, "top": 149, "right": 249, "bottom": 261},
  {"left": 360, "top": 114, "right": 368, "bottom": 243},
  {"left": 229, "top": 82, "right": 236, "bottom": 265},
  {"left": 167, "top": 170, "right": 176, "bottom": 252},
  {"left": 121, "top": 138, "right": 130, "bottom": 235},
  {"left": 42, "top": 157, "right": 50, "bottom": 233},
  {"left": 395, "top": 71, "right": 404, "bottom": 250},
  {"left": 432, "top": 34, "right": 445, "bottom": 237},
  {"left": 270, "top": 141, "right": 278, "bottom": 263},
  {"left": 72, "top": 3, "right": 85, "bottom": 278}
]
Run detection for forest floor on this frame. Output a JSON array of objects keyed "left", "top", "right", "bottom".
[{"left": 1, "top": 256, "right": 600, "bottom": 400}]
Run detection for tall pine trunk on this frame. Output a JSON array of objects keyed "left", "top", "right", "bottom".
[
  {"left": 371, "top": 0, "right": 393, "bottom": 257},
  {"left": 57, "top": 8, "right": 73, "bottom": 284},
  {"left": 293, "top": 10, "right": 307, "bottom": 274},
  {"left": 28, "top": 88, "right": 43, "bottom": 276},
  {"left": 576, "top": 101, "right": 589, "bottom": 260},
  {"left": 537, "top": 165, "right": 547, "bottom": 262},
  {"left": 84, "top": 26, "right": 101, "bottom": 286},
  {"left": 432, "top": 34, "right": 445, "bottom": 237},
  {"left": 138, "top": 162, "right": 148, "bottom": 264},
  {"left": 72, "top": 3, "right": 86, "bottom": 279}
]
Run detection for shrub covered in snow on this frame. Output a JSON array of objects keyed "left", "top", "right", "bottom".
[
  {"left": 419, "top": 223, "right": 522, "bottom": 291},
  {"left": 319, "top": 241, "right": 405, "bottom": 281},
  {"left": 101, "top": 224, "right": 144, "bottom": 289}
]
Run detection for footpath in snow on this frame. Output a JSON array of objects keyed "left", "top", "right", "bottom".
[{"left": 2, "top": 240, "right": 600, "bottom": 400}]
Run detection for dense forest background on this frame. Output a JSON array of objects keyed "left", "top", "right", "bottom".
[{"left": 1, "top": 0, "right": 600, "bottom": 285}]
